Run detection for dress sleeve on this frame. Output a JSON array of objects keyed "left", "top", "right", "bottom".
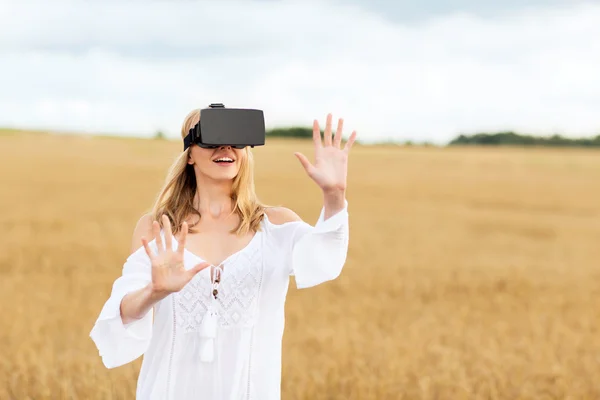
[
  {"left": 89, "top": 244, "right": 154, "bottom": 369},
  {"left": 289, "top": 199, "right": 350, "bottom": 289}
]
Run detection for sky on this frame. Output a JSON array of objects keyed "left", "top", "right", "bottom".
[{"left": 0, "top": 0, "right": 599, "bottom": 144}]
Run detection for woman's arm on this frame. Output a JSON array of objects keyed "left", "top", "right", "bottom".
[
  {"left": 322, "top": 188, "right": 346, "bottom": 220},
  {"left": 284, "top": 113, "right": 355, "bottom": 287},
  {"left": 119, "top": 214, "right": 168, "bottom": 324},
  {"left": 89, "top": 214, "right": 156, "bottom": 368},
  {"left": 120, "top": 282, "right": 166, "bottom": 324},
  {"left": 90, "top": 214, "right": 208, "bottom": 368}
]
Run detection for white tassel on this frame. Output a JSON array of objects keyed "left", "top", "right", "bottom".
[{"left": 199, "top": 310, "right": 217, "bottom": 362}]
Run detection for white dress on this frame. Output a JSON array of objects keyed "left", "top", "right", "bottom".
[{"left": 89, "top": 200, "right": 349, "bottom": 400}]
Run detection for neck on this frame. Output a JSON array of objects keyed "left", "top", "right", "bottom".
[{"left": 194, "top": 175, "right": 235, "bottom": 219}]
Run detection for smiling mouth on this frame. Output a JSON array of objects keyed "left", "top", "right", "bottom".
[{"left": 213, "top": 157, "right": 234, "bottom": 164}]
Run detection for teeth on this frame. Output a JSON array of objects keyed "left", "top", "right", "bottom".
[{"left": 214, "top": 157, "right": 233, "bottom": 162}]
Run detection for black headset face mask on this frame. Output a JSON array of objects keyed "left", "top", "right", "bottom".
[{"left": 183, "top": 103, "right": 266, "bottom": 151}]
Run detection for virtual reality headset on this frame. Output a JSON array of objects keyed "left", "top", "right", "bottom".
[{"left": 183, "top": 103, "right": 266, "bottom": 151}]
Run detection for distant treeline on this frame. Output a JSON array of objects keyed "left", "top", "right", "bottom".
[
  {"left": 449, "top": 132, "right": 600, "bottom": 147},
  {"left": 266, "top": 127, "right": 600, "bottom": 148},
  {"left": 266, "top": 127, "right": 315, "bottom": 138}
]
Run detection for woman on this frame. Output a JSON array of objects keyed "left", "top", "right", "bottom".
[{"left": 89, "top": 108, "right": 356, "bottom": 399}]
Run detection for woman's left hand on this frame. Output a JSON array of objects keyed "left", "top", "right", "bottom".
[{"left": 294, "top": 113, "right": 357, "bottom": 194}]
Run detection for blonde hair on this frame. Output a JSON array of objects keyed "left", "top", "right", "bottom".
[{"left": 150, "top": 108, "right": 268, "bottom": 236}]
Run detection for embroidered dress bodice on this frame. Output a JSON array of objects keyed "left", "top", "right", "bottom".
[{"left": 90, "top": 201, "right": 349, "bottom": 400}]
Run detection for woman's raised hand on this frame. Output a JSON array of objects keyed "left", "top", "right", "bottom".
[
  {"left": 294, "top": 113, "right": 357, "bottom": 194},
  {"left": 141, "top": 215, "right": 210, "bottom": 295}
]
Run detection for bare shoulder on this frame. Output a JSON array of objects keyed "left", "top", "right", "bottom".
[
  {"left": 264, "top": 206, "right": 303, "bottom": 225},
  {"left": 131, "top": 213, "right": 155, "bottom": 253}
]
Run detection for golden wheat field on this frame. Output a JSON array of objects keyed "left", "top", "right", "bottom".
[{"left": 1, "top": 129, "right": 600, "bottom": 400}]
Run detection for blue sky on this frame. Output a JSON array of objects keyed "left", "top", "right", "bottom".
[{"left": 0, "top": 0, "right": 598, "bottom": 144}]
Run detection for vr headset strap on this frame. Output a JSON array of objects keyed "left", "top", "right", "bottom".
[{"left": 183, "top": 125, "right": 196, "bottom": 151}]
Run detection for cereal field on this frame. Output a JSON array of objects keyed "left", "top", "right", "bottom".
[{"left": 1, "top": 130, "right": 600, "bottom": 399}]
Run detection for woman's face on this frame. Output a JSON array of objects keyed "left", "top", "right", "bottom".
[{"left": 188, "top": 144, "right": 246, "bottom": 181}]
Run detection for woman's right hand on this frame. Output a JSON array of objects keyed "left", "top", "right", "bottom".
[{"left": 140, "top": 215, "right": 210, "bottom": 296}]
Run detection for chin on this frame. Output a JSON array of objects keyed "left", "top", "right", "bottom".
[
  {"left": 215, "top": 173, "right": 238, "bottom": 181},
  {"left": 209, "top": 168, "right": 240, "bottom": 181}
]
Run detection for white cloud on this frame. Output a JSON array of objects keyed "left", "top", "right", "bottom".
[{"left": 0, "top": 0, "right": 598, "bottom": 144}]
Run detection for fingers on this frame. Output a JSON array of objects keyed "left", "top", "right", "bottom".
[
  {"left": 333, "top": 118, "right": 344, "bottom": 148},
  {"left": 312, "top": 119, "right": 322, "bottom": 149},
  {"left": 153, "top": 220, "right": 164, "bottom": 254},
  {"left": 323, "top": 113, "right": 333, "bottom": 146},
  {"left": 343, "top": 130, "right": 357, "bottom": 153},
  {"left": 177, "top": 221, "right": 188, "bottom": 256},
  {"left": 141, "top": 236, "right": 155, "bottom": 261},
  {"left": 294, "top": 152, "right": 314, "bottom": 174},
  {"left": 162, "top": 215, "right": 173, "bottom": 251}
]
